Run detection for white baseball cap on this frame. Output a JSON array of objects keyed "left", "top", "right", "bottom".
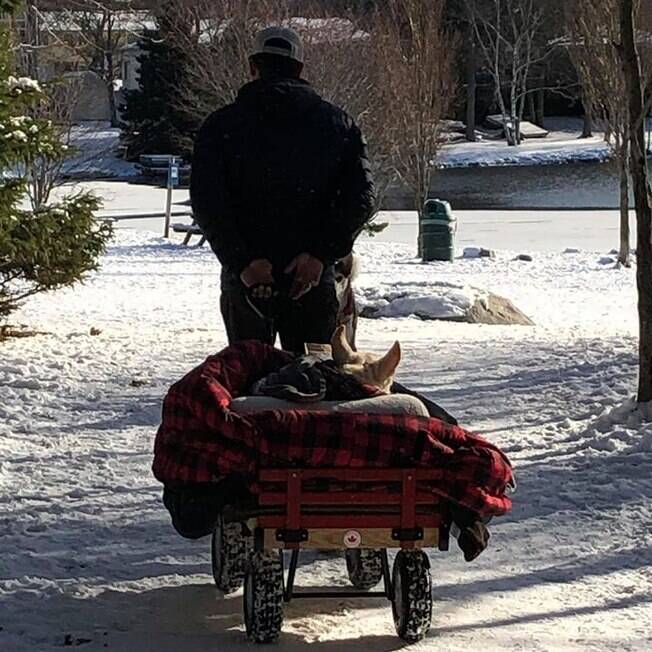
[{"left": 251, "top": 26, "right": 304, "bottom": 64}]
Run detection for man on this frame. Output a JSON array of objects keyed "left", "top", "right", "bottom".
[{"left": 191, "top": 26, "right": 374, "bottom": 353}]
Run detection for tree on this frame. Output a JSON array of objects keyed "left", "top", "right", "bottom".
[
  {"left": 620, "top": 0, "right": 652, "bottom": 402},
  {"left": 35, "top": 0, "right": 142, "bottom": 126},
  {"left": 566, "top": 0, "right": 633, "bottom": 266},
  {"left": 120, "top": 3, "right": 196, "bottom": 160},
  {"left": 567, "top": 1, "right": 652, "bottom": 267},
  {"left": 374, "top": 0, "right": 456, "bottom": 243},
  {"left": 17, "top": 77, "right": 81, "bottom": 210},
  {"left": 0, "top": 0, "right": 112, "bottom": 325},
  {"left": 465, "top": 0, "right": 556, "bottom": 145}
]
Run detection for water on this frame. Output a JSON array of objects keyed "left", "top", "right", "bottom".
[{"left": 428, "top": 160, "right": 624, "bottom": 210}]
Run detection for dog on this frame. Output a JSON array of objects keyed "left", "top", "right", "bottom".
[
  {"left": 330, "top": 325, "right": 401, "bottom": 393},
  {"left": 334, "top": 253, "right": 360, "bottom": 350},
  {"left": 234, "top": 329, "right": 421, "bottom": 415}
]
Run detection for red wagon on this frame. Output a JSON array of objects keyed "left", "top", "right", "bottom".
[
  {"left": 154, "top": 343, "right": 514, "bottom": 643},
  {"left": 211, "top": 466, "right": 453, "bottom": 644}
]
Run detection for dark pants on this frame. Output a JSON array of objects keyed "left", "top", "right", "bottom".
[
  {"left": 220, "top": 267, "right": 339, "bottom": 353},
  {"left": 163, "top": 477, "right": 253, "bottom": 539}
]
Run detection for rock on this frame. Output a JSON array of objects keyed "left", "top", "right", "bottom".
[
  {"left": 609, "top": 249, "right": 619, "bottom": 255},
  {"left": 598, "top": 256, "right": 616, "bottom": 265},
  {"left": 360, "top": 306, "right": 380, "bottom": 318},
  {"left": 515, "top": 254, "right": 533, "bottom": 262},
  {"left": 440, "top": 119, "right": 466, "bottom": 133},
  {"left": 485, "top": 115, "right": 549, "bottom": 139},
  {"left": 64, "top": 71, "right": 112, "bottom": 121},
  {"left": 465, "top": 293, "right": 534, "bottom": 326},
  {"left": 130, "top": 378, "right": 147, "bottom": 388},
  {"left": 563, "top": 247, "right": 580, "bottom": 254},
  {"left": 463, "top": 247, "right": 496, "bottom": 259},
  {"left": 360, "top": 289, "right": 533, "bottom": 326},
  {"left": 463, "top": 246, "right": 481, "bottom": 258}
]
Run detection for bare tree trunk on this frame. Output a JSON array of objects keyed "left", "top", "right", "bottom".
[
  {"left": 620, "top": 0, "right": 652, "bottom": 402},
  {"left": 580, "top": 91, "right": 594, "bottom": 138},
  {"left": 466, "top": 30, "right": 477, "bottom": 142},
  {"left": 105, "top": 20, "right": 118, "bottom": 127},
  {"left": 618, "top": 148, "right": 631, "bottom": 266},
  {"left": 107, "top": 78, "right": 118, "bottom": 126},
  {"left": 581, "top": 113, "right": 593, "bottom": 138},
  {"left": 510, "top": 62, "right": 520, "bottom": 145},
  {"left": 24, "top": 4, "right": 40, "bottom": 79},
  {"left": 536, "top": 87, "right": 545, "bottom": 127},
  {"left": 527, "top": 92, "right": 536, "bottom": 123}
]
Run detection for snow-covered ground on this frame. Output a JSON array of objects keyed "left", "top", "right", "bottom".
[
  {"left": 439, "top": 134, "right": 610, "bottom": 168},
  {"left": 439, "top": 118, "right": 612, "bottom": 169},
  {"left": 1, "top": 206, "right": 651, "bottom": 651},
  {"left": 63, "top": 124, "right": 138, "bottom": 180}
]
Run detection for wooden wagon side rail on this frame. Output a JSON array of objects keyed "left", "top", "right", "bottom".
[{"left": 255, "top": 467, "right": 450, "bottom": 552}]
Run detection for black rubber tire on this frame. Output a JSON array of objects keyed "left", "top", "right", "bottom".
[
  {"left": 391, "top": 550, "right": 432, "bottom": 643},
  {"left": 243, "top": 551, "right": 284, "bottom": 644},
  {"left": 345, "top": 549, "right": 384, "bottom": 590},
  {"left": 211, "top": 517, "right": 251, "bottom": 594}
]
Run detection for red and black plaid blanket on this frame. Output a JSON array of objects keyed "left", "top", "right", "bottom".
[{"left": 153, "top": 341, "right": 514, "bottom": 517}]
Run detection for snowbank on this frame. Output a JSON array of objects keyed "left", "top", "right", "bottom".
[
  {"left": 62, "top": 123, "right": 138, "bottom": 180},
  {"left": 439, "top": 134, "right": 610, "bottom": 169},
  {"left": 578, "top": 399, "right": 652, "bottom": 453},
  {"left": 358, "top": 281, "right": 477, "bottom": 320}
]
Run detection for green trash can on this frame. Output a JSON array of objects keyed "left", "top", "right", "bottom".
[{"left": 419, "top": 199, "right": 457, "bottom": 262}]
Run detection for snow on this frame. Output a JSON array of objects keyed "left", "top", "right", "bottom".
[
  {"left": 38, "top": 11, "right": 155, "bottom": 34},
  {"left": 358, "top": 281, "right": 478, "bottom": 320},
  {"left": 62, "top": 123, "right": 138, "bottom": 181},
  {"left": 6, "top": 129, "right": 28, "bottom": 142},
  {"left": 6, "top": 76, "right": 41, "bottom": 93},
  {"left": 1, "top": 191, "right": 652, "bottom": 650},
  {"left": 440, "top": 133, "right": 610, "bottom": 169},
  {"left": 439, "top": 117, "right": 652, "bottom": 169}
]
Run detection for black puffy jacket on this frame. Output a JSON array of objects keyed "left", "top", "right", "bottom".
[{"left": 190, "top": 78, "right": 375, "bottom": 275}]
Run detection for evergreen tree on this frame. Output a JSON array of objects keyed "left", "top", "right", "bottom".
[
  {"left": 0, "top": 0, "right": 112, "bottom": 325},
  {"left": 121, "top": 6, "right": 195, "bottom": 161}
]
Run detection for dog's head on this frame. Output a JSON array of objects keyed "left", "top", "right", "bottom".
[{"left": 330, "top": 325, "right": 401, "bottom": 393}]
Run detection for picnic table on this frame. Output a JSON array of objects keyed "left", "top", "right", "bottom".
[{"left": 172, "top": 219, "right": 207, "bottom": 246}]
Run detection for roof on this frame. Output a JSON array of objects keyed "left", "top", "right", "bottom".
[
  {"left": 38, "top": 11, "right": 368, "bottom": 44},
  {"left": 39, "top": 10, "right": 155, "bottom": 33},
  {"left": 554, "top": 28, "right": 652, "bottom": 48}
]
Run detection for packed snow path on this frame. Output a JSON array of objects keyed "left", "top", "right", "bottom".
[{"left": 1, "top": 222, "right": 651, "bottom": 651}]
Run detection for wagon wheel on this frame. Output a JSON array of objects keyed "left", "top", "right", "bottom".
[
  {"left": 391, "top": 550, "right": 432, "bottom": 642},
  {"left": 211, "top": 517, "right": 251, "bottom": 594},
  {"left": 243, "top": 550, "right": 284, "bottom": 644},
  {"left": 345, "top": 549, "right": 384, "bottom": 590}
]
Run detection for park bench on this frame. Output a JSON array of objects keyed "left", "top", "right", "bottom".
[
  {"left": 137, "top": 154, "right": 191, "bottom": 186},
  {"left": 172, "top": 220, "right": 207, "bottom": 246}
]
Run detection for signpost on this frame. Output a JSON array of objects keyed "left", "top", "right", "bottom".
[{"left": 163, "top": 156, "right": 179, "bottom": 238}]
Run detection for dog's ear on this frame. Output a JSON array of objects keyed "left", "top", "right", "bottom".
[
  {"left": 331, "top": 325, "right": 354, "bottom": 364},
  {"left": 371, "top": 341, "right": 401, "bottom": 384}
]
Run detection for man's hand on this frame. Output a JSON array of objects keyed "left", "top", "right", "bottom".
[
  {"left": 240, "top": 258, "right": 274, "bottom": 289},
  {"left": 285, "top": 253, "right": 324, "bottom": 300}
]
